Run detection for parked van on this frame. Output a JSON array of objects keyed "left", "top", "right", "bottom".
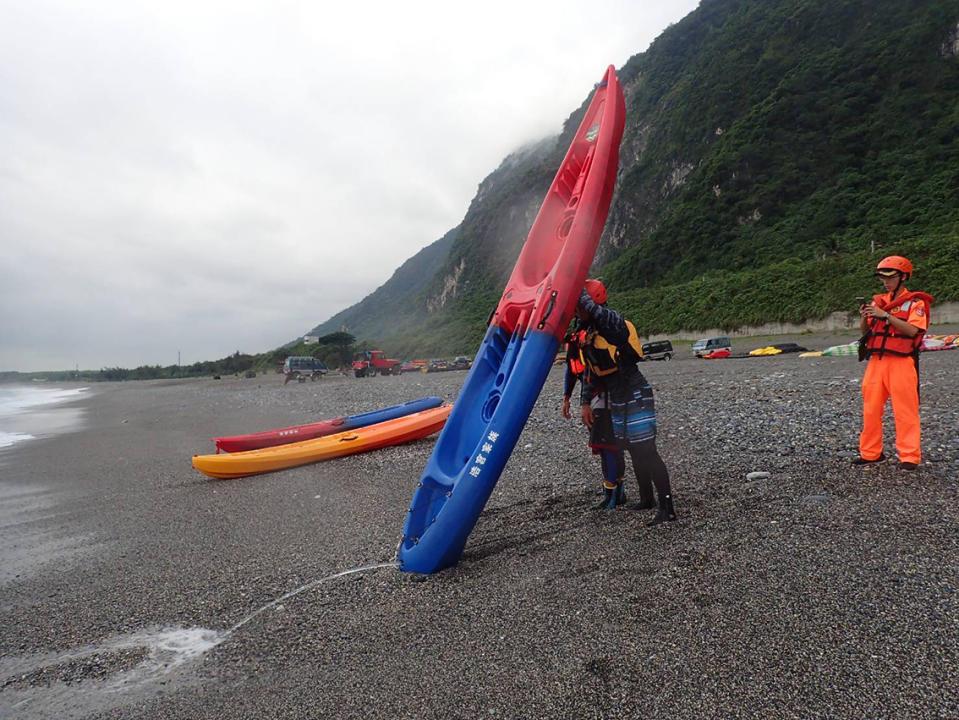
[
  {"left": 691, "top": 336, "right": 731, "bottom": 357},
  {"left": 641, "top": 340, "right": 674, "bottom": 361},
  {"left": 283, "top": 356, "right": 328, "bottom": 383}
]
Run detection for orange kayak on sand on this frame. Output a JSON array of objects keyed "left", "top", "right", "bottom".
[{"left": 192, "top": 405, "right": 452, "bottom": 479}]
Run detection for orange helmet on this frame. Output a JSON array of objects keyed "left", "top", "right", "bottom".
[
  {"left": 875, "top": 255, "right": 913, "bottom": 278},
  {"left": 584, "top": 278, "right": 608, "bottom": 305}
]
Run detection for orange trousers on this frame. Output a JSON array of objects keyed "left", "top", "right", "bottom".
[{"left": 859, "top": 354, "right": 921, "bottom": 464}]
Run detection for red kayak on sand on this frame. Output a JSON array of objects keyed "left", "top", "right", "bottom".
[
  {"left": 212, "top": 396, "right": 443, "bottom": 453},
  {"left": 195, "top": 405, "right": 453, "bottom": 480},
  {"left": 702, "top": 348, "right": 731, "bottom": 359}
]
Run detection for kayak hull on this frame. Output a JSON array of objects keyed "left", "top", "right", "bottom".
[
  {"left": 193, "top": 405, "right": 452, "bottom": 479},
  {"left": 401, "top": 328, "right": 557, "bottom": 572},
  {"left": 398, "top": 66, "right": 626, "bottom": 574},
  {"left": 213, "top": 396, "right": 443, "bottom": 452}
]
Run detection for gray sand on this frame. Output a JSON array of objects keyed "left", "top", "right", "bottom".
[{"left": 0, "top": 334, "right": 957, "bottom": 719}]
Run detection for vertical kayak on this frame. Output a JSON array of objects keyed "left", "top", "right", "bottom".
[{"left": 398, "top": 66, "right": 626, "bottom": 574}]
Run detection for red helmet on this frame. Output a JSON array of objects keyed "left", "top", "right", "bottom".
[
  {"left": 875, "top": 255, "right": 913, "bottom": 277},
  {"left": 584, "top": 278, "right": 608, "bottom": 305}
]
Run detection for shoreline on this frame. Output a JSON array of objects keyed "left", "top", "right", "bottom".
[
  {"left": 3, "top": 320, "right": 959, "bottom": 380},
  {"left": 0, "top": 354, "right": 956, "bottom": 718},
  {"left": 0, "top": 384, "right": 94, "bottom": 454}
]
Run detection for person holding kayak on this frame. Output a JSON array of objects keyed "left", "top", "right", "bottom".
[
  {"left": 855, "top": 255, "right": 933, "bottom": 470},
  {"left": 574, "top": 279, "right": 677, "bottom": 524},
  {"left": 562, "top": 319, "right": 626, "bottom": 509}
]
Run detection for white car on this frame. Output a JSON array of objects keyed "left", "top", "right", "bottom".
[{"left": 691, "top": 337, "right": 731, "bottom": 357}]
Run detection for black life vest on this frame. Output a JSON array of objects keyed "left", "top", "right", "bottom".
[{"left": 580, "top": 320, "right": 643, "bottom": 377}]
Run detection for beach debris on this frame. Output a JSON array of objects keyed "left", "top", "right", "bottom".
[
  {"left": 822, "top": 341, "right": 859, "bottom": 357},
  {"left": 749, "top": 346, "right": 783, "bottom": 356},
  {"left": 746, "top": 471, "right": 770, "bottom": 481},
  {"left": 922, "top": 333, "right": 959, "bottom": 351}
]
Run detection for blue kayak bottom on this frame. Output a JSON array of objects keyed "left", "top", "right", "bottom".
[{"left": 398, "top": 324, "right": 558, "bottom": 574}]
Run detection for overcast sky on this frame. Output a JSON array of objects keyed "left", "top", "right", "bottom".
[{"left": 0, "top": 0, "right": 699, "bottom": 372}]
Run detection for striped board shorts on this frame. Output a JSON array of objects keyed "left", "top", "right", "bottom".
[{"left": 610, "top": 379, "right": 657, "bottom": 445}]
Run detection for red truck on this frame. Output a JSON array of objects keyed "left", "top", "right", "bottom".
[{"left": 352, "top": 350, "right": 402, "bottom": 378}]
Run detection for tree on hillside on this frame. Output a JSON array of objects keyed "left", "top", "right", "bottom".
[{"left": 317, "top": 331, "right": 354, "bottom": 346}]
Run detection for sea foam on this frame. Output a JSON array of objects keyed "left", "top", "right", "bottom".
[{"left": 0, "top": 385, "right": 88, "bottom": 451}]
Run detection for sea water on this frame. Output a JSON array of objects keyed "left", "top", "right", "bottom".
[{"left": 0, "top": 385, "right": 89, "bottom": 451}]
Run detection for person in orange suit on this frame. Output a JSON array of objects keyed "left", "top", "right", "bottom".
[{"left": 854, "top": 255, "right": 934, "bottom": 470}]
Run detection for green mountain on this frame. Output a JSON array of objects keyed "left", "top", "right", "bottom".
[
  {"left": 309, "top": 225, "right": 459, "bottom": 346},
  {"left": 310, "top": 0, "right": 959, "bottom": 355}
]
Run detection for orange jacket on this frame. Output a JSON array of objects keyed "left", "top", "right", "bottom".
[{"left": 864, "top": 290, "right": 933, "bottom": 358}]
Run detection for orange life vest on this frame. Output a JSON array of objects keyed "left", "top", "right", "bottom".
[
  {"left": 566, "top": 329, "right": 587, "bottom": 375},
  {"left": 864, "top": 290, "right": 933, "bottom": 358}
]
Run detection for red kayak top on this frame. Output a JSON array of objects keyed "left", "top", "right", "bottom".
[
  {"left": 490, "top": 65, "right": 626, "bottom": 341},
  {"left": 214, "top": 417, "right": 346, "bottom": 453}
]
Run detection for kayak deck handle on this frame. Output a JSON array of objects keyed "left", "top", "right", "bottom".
[{"left": 536, "top": 290, "right": 558, "bottom": 330}]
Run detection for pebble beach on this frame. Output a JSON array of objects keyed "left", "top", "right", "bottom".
[{"left": 1, "top": 331, "right": 957, "bottom": 719}]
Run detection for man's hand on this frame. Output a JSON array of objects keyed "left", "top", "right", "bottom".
[
  {"left": 578, "top": 288, "right": 593, "bottom": 312},
  {"left": 861, "top": 303, "right": 919, "bottom": 337},
  {"left": 562, "top": 396, "right": 572, "bottom": 420},
  {"left": 581, "top": 404, "right": 594, "bottom": 429}
]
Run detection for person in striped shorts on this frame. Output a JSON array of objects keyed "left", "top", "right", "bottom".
[{"left": 574, "top": 279, "right": 677, "bottom": 525}]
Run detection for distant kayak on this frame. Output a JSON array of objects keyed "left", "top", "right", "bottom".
[
  {"left": 193, "top": 405, "right": 452, "bottom": 479},
  {"left": 212, "top": 396, "right": 443, "bottom": 452},
  {"left": 702, "top": 348, "right": 731, "bottom": 359}
]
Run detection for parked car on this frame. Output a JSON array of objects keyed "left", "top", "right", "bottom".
[
  {"left": 451, "top": 356, "right": 471, "bottom": 370},
  {"left": 692, "top": 336, "right": 731, "bottom": 358},
  {"left": 283, "top": 356, "right": 328, "bottom": 383},
  {"left": 641, "top": 340, "right": 674, "bottom": 361},
  {"left": 425, "top": 358, "right": 450, "bottom": 373}
]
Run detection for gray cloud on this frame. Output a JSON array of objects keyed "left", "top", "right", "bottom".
[{"left": 0, "top": 0, "right": 698, "bottom": 371}]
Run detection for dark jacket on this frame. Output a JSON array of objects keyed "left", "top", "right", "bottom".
[{"left": 576, "top": 294, "right": 643, "bottom": 406}]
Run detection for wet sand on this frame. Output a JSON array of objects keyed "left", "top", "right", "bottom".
[{"left": 0, "top": 333, "right": 957, "bottom": 719}]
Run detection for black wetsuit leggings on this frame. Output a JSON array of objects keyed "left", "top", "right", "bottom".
[{"left": 626, "top": 439, "right": 671, "bottom": 504}]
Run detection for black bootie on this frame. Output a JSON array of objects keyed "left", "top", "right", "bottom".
[
  {"left": 632, "top": 492, "right": 656, "bottom": 511},
  {"left": 594, "top": 488, "right": 616, "bottom": 510},
  {"left": 633, "top": 471, "right": 656, "bottom": 510},
  {"left": 614, "top": 482, "right": 627, "bottom": 506},
  {"left": 648, "top": 494, "right": 677, "bottom": 526}
]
